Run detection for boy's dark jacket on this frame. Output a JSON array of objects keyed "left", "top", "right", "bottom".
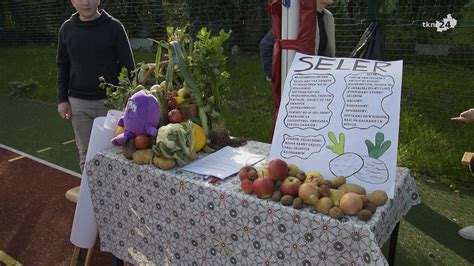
[{"left": 56, "top": 10, "right": 135, "bottom": 103}]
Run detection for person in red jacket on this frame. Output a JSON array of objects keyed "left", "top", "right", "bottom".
[{"left": 259, "top": 0, "right": 336, "bottom": 81}]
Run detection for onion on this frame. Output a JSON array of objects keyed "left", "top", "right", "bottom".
[{"left": 340, "top": 192, "right": 363, "bottom": 215}]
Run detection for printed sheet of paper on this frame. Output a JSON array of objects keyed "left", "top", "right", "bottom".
[
  {"left": 270, "top": 54, "right": 403, "bottom": 198},
  {"left": 182, "top": 146, "right": 265, "bottom": 179}
]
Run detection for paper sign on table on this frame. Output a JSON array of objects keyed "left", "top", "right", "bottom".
[
  {"left": 182, "top": 146, "right": 265, "bottom": 179},
  {"left": 270, "top": 54, "right": 403, "bottom": 198}
]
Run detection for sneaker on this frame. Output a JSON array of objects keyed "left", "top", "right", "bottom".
[{"left": 458, "top": 225, "right": 474, "bottom": 240}]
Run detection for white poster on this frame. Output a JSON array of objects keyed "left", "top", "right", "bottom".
[{"left": 270, "top": 53, "right": 403, "bottom": 198}]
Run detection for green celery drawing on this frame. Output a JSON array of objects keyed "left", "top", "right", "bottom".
[
  {"left": 365, "top": 132, "right": 391, "bottom": 159},
  {"left": 326, "top": 131, "right": 345, "bottom": 155}
]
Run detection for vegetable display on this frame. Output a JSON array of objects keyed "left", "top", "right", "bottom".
[{"left": 99, "top": 27, "right": 240, "bottom": 169}]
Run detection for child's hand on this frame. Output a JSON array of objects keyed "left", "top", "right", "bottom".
[{"left": 451, "top": 108, "right": 474, "bottom": 123}]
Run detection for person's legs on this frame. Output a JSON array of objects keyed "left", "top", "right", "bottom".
[{"left": 69, "top": 97, "right": 108, "bottom": 172}]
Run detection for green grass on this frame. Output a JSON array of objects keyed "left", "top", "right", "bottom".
[
  {"left": 394, "top": 178, "right": 474, "bottom": 265},
  {"left": 224, "top": 56, "right": 273, "bottom": 143},
  {"left": 0, "top": 96, "right": 80, "bottom": 172},
  {"left": 398, "top": 66, "right": 474, "bottom": 188},
  {"left": 1, "top": 45, "right": 474, "bottom": 264}
]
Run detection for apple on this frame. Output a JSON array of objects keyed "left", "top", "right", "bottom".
[
  {"left": 280, "top": 176, "right": 302, "bottom": 197},
  {"left": 252, "top": 177, "right": 274, "bottom": 199},
  {"left": 168, "top": 109, "right": 183, "bottom": 123},
  {"left": 134, "top": 135, "right": 150, "bottom": 149},
  {"left": 268, "top": 159, "right": 288, "bottom": 181},
  {"left": 239, "top": 166, "right": 257, "bottom": 181},
  {"left": 240, "top": 179, "right": 254, "bottom": 194}
]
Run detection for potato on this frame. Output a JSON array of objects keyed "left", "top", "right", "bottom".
[
  {"left": 358, "top": 209, "right": 373, "bottom": 221},
  {"left": 153, "top": 156, "right": 176, "bottom": 170},
  {"left": 122, "top": 138, "right": 137, "bottom": 159},
  {"left": 315, "top": 197, "right": 333, "bottom": 214},
  {"left": 367, "top": 190, "right": 388, "bottom": 206},
  {"left": 318, "top": 185, "right": 331, "bottom": 197},
  {"left": 132, "top": 149, "right": 153, "bottom": 165},
  {"left": 339, "top": 183, "right": 367, "bottom": 195},
  {"left": 330, "top": 176, "right": 346, "bottom": 188},
  {"left": 281, "top": 195, "right": 294, "bottom": 206},
  {"left": 292, "top": 197, "right": 304, "bottom": 209},
  {"left": 329, "top": 207, "right": 344, "bottom": 219},
  {"left": 271, "top": 191, "right": 282, "bottom": 202},
  {"left": 329, "top": 189, "right": 345, "bottom": 203}
]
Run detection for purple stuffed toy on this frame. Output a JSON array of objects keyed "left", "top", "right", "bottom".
[{"left": 111, "top": 90, "right": 160, "bottom": 146}]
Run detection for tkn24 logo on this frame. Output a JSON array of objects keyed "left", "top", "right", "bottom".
[{"left": 422, "top": 14, "right": 457, "bottom": 32}]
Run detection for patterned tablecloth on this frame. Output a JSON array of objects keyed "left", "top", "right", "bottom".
[{"left": 87, "top": 141, "right": 420, "bottom": 265}]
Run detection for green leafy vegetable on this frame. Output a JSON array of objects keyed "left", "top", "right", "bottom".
[{"left": 99, "top": 67, "right": 142, "bottom": 111}]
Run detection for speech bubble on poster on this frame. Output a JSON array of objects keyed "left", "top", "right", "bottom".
[
  {"left": 280, "top": 134, "right": 326, "bottom": 159},
  {"left": 341, "top": 72, "right": 394, "bottom": 129},
  {"left": 284, "top": 73, "right": 335, "bottom": 130}
]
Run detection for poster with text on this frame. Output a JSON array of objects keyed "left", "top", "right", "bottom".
[{"left": 269, "top": 53, "right": 403, "bottom": 198}]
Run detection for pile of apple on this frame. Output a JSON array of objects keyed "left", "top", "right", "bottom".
[{"left": 239, "top": 159, "right": 388, "bottom": 221}]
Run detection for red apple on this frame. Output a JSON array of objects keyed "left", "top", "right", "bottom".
[
  {"left": 252, "top": 177, "right": 275, "bottom": 199},
  {"left": 239, "top": 165, "right": 258, "bottom": 181},
  {"left": 268, "top": 159, "right": 288, "bottom": 181},
  {"left": 280, "top": 176, "right": 302, "bottom": 197},
  {"left": 240, "top": 179, "right": 254, "bottom": 194},
  {"left": 134, "top": 135, "right": 150, "bottom": 149},
  {"left": 167, "top": 109, "right": 183, "bottom": 123}
]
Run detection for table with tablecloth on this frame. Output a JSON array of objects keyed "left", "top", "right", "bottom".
[{"left": 86, "top": 140, "right": 420, "bottom": 265}]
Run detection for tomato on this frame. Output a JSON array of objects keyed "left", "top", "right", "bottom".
[{"left": 134, "top": 135, "right": 150, "bottom": 149}]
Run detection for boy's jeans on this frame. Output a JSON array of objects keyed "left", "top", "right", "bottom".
[{"left": 69, "top": 97, "right": 108, "bottom": 172}]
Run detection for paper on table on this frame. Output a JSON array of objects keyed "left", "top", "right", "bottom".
[
  {"left": 70, "top": 111, "right": 119, "bottom": 248},
  {"left": 181, "top": 146, "right": 265, "bottom": 179}
]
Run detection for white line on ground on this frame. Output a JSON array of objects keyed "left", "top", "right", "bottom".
[
  {"left": 62, "top": 139, "right": 76, "bottom": 145},
  {"left": 0, "top": 144, "right": 81, "bottom": 178},
  {"left": 36, "top": 147, "right": 52, "bottom": 153},
  {"left": 7, "top": 155, "right": 25, "bottom": 162}
]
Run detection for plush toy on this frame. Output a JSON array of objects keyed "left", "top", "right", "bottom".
[{"left": 111, "top": 90, "right": 160, "bottom": 146}]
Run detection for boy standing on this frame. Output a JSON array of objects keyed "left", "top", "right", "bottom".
[{"left": 57, "top": 0, "right": 135, "bottom": 171}]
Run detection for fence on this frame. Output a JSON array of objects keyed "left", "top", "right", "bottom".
[{"left": 1, "top": 0, "right": 473, "bottom": 67}]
